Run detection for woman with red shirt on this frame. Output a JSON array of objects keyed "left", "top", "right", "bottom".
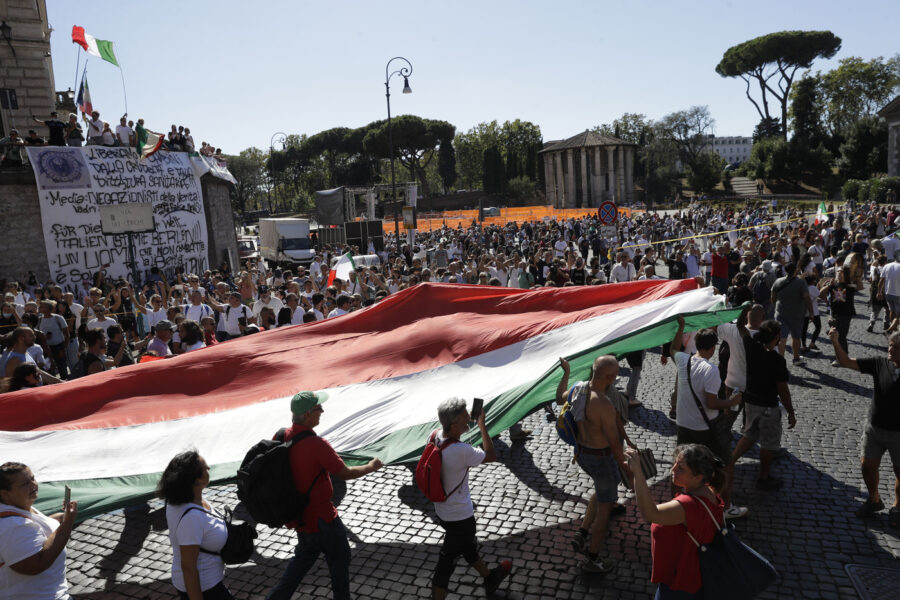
[{"left": 626, "top": 444, "right": 725, "bottom": 599}]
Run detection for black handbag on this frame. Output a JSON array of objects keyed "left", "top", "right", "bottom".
[
  {"left": 684, "top": 494, "right": 778, "bottom": 599},
  {"left": 178, "top": 505, "right": 257, "bottom": 565}
]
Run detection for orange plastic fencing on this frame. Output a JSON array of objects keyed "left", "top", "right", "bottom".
[{"left": 379, "top": 206, "right": 644, "bottom": 233}]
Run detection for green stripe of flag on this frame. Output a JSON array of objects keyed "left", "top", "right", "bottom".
[{"left": 95, "top": 39, "right": 119, "bottom": 66}]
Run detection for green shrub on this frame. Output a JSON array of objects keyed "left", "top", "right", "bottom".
[
  {"left": 865, "top": 176, "right": 900, "bottom": 203},
  {"left": 841, "top": 179, "right": 863, "bottom": 200}
]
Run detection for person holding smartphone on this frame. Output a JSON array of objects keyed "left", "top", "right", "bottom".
[
  {"left": 430, "top": 398, "right": 511, "bottom": 600},
  {"left": 0, "top": 462, "right": 78, "bottom": 599}
]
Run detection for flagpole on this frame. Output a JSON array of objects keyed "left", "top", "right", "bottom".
[
  {"left": 73, "top": 46, "right": 81, "bottom": 95},
  {"left": 118, "top": 61, "right": 128, "bottom": 118}
]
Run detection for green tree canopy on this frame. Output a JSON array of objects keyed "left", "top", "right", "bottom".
[
  {"left": 837, "top": 115, "right": 888, "bottom": 180},
  {"left": 226, "top": 148, "right": 268, "bottom": 216},
  {"left": 453, "top": 120, "right": 542, "bottom": 190},
  {"left": 716, "top": 30, "right": 841, "bottom": 139},
  {"left": 814, "top": 55, "right": 900, "bottom": 137}
]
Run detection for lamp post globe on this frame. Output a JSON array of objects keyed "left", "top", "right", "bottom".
[{"left": 384, "top": 57, "right": 413, "bottom": 249}]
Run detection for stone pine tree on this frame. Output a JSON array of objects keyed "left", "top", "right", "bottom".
[{"left": 716, "top": 30, "right": 842, "bottom": 139}]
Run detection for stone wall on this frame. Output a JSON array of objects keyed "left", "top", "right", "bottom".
[
  {"left": 201, "top": 176, "right": 239, "bottom": 272},
  {"left": 0, "top": 168, "right": 52, "bottom": 282},
  {"left": 0, "top": 0, "right": 56, "bottom": 139}
]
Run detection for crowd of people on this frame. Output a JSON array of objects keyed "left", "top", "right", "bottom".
[
  {"left": 1, "top": 198, "right": 900, "bottom": 599},
  {"left": 0, "top": 110, "right": 223, "bottom": 167}
]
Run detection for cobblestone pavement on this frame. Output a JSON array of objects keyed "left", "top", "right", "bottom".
[{"left": 64, "top": 290, "right": 900, "bottom": 599}]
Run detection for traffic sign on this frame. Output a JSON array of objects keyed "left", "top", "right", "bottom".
[{"left": 598, "top": 201, "right": 617, "bottom": 226}]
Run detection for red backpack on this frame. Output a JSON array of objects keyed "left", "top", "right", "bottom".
[{"left": 415, "top": 429, "right": 463, "bottom": 502}]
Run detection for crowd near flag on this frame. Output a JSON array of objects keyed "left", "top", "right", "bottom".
[
  {"left": 815, "top": 201, "right": 830, "bottom": 225},
  {"left": 71, "top": 26, "right": 119, "bottom": 66},
  {"left": 0, "top": 279, "right": 741, "bottom": 521}
]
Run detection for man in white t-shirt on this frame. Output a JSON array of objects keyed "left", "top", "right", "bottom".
[
  {"left": 671, "top": 316, "right": 746, "bottom": 519},
  {"left": 609, "top": 252, "right": 636, "bottom": 283},
  {"left": 115, "top": 116, "right": 134, "bottom": 147},
  {"left": 879, "top": 259, "right": 900, "bottom": 332},
  {"left": 327, "top": 295, "right": 351, "bottom": 318},
  {"left": 213, "top": 292, "right": 252, "bottom": 341},
  {"left": 430, "top": 397, "right": 510, "bottom": 599},
  {"left": 182, "top": 290, "right": 218, "bottom": 324},
  {"left": 85, "top": 304, "right": 118, "bottom": 335},
  {"left": 554, "top": 236, "right": 568, "bottom": 258},
  {"left": 251, "top": 285, "right": 284, "bottom": 320}
]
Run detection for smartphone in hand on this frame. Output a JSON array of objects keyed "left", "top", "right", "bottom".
[
  {"left": 64, "top": 484, "right": 71, "bottom": 507},
  {"left": 471, "top": 398, "right": 484, "bottom": 421}
]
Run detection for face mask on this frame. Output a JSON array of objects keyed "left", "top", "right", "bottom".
[{"left": 2, "top": 312, "right": 11, "bottom": 318}]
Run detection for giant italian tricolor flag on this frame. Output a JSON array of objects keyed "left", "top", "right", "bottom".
[{"left": 0, "top": 280, "right": 740, "bottom": 521}]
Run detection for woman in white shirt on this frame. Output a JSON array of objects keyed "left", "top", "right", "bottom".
[
  {"left": 0, "top": 462, "right": 78, "bottom": 600},
  {"left": 158, "top": 451, "right": 233, "bottom": 600},
  {"left": 178, "top": 320, "right": 207, "bottom": 353}
]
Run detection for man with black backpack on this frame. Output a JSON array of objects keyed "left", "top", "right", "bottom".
[{"left": 264, "top": 391, "right": 383, "bottom": 600}]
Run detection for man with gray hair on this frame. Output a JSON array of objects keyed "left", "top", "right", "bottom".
[{"left": 430, "top": 398, "right": 511, "bottom": 599}]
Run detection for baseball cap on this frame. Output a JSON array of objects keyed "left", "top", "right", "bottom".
[
  {"left": 155, "top": 319, "right": 174, "bottom": 331},
  {"left": 761, "top": 260, "right": 773, "bottom": 272},
  {"left": 290, "top": 391, "right": 328, "bottom": 416},
  {"left": 258, "top": 284, "right": 269, "bottom": 294}
]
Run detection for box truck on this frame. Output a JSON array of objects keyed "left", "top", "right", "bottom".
[{"left": 259, "top": 218, "right": 314, "bottom": 268}]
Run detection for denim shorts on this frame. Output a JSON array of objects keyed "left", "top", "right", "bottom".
[
  {"left": 886, "top": 294, "right": 900, "bottom": 315},
  {"left": 776, "top": 314, "right": 803, "bottom": 339},
  {"left": 576, "top": 452, "right": 621, "bottom": 503}
]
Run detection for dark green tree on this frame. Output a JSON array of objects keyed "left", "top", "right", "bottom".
[
  {"left": 816, "top": 55, "right": 900, "bottom": 137},
  {"left": 836, "top": 115, "right": 888, "bottom": 180},
  {"left": 752, "top": 117, "right": 783, "bottom": 141},
  {"left": 438, "top": 142, "right": 457, "bottom": 192},
  {"left": 686, "top": 152, "right": 726, "bottom": 194},
  {"left": 227, "top": 148, "right": 268, "bottom": 216},
  {"left": 482, "top": 146, "right": 505, "bottom": 193},
  {"left": 716, "top": 30, "right": 842, "bottom": 139},
  {"left": 788, "top": 76, "right": 827, "bottom": 147}
]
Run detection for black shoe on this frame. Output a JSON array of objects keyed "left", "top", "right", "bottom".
[
  {"left": 611, "top": 502, "right": 627, "bottom": 516},
  {"left": 484, "top": 562, "right": 512, "bottom": 596},
  {"left": 866, "top": 325, "right": 874, "bottom": 333},
  {"left": 855, "top": 499, "right": 885, "bottom": 518}
]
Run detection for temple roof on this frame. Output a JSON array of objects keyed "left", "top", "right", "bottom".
[
  {"left": 539, "top": 130, "right": 636, "bottom": 153},
  {"left": 878, "top": 95, "right": 900, "bottom": 120}
]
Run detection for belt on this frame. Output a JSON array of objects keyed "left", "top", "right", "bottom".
[{"left": 578, "top": 445, "right": 612, "bottom": 456}]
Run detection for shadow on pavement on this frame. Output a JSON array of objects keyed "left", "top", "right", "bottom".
[{"left": 493, "top": 438, "right": 588, "bottom": 507}]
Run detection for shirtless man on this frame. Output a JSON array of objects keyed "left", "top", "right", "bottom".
[{"left": 556, "top": 354, "right": 633, "bottom": 573}]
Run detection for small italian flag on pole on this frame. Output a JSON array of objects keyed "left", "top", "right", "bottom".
[
  {"left": 328, "top": 252, "right": 356, "bottom": 287},
  {"left": 814, "top": 201, "right": 830, "bottom": 225},
  {"left": 71, "top": 26, "right": 119, "bottom": 66}
]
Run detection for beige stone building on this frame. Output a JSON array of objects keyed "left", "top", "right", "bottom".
[
  {"left": 879, "top": 95, "right": 900, "bottom": 177},
  {"left": 540, "top": 131, "right": 636, "bottom": 208},
  {"left": 0, "top": 0, "right": 57, "bottom": 139}
]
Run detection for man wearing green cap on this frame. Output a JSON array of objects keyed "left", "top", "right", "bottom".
[{"left": 266, "top": 391, "right": 383, "bottom": 600}]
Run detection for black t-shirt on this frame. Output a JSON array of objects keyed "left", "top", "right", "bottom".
[
  {"left": 743, "top": 337, "right": 789, "bottom": 407},
  {"left": 44, "top": 119, "right": 66, "bottom": 145},
  {"left": 858, "top": 357, "right": 900, "bottom": 431},
  {"left": 667, "top": 259, "right": 687, "bottom": 280},
  {"left": 570, "top": 268, "right": 587, "bottom": 285},
  {"left": 828, "top": 282, "right": 856, "bottom": 316}
]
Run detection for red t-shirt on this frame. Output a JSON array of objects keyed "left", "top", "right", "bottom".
[
  {"left": 650, "top": 493, "right": 724, "bottom": 593},
  {"left": 279, "top": 424, "right": 346, "bottom": 533},
  {"left": 711, "top": 254, "right": 729, "bottom": 279}
]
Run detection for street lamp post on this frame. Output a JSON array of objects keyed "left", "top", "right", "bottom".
[
  {"left": 384, "top": 57, "right": 412, "bottom": 247},
  {"left": 269, "top": 131, "right": 287, "bottom": 214}
]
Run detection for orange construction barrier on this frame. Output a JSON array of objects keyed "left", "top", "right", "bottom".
[{"left": 382, "top": 205, "right": 644, "bottom": 233}]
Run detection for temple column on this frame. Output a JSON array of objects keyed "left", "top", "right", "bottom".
[
  {"left": 617, "top": 145, "right": 626, "bottom": 206},
  {"left": 607, "top": 146, "right": 617, "bottom": 203},
  {"left": 555, "top": 151, "right": 565, "bottom": 208},
  {"left": 566, "top": 149, "right": 576, "bottom": 209},
  {"left": 579, "top": 148, "right": 590, "bottom": 208},
  {"left": 543, "top": 154, "right": 555, "bottom": 205},
  {"left": 592, "top": 147, "right": 602, "bottom": 205},
  {"left": 625, "top": 146, "right": 634, "bottom": 204}
]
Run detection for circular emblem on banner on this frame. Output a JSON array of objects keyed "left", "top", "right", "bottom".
[
  {"left": 598, "top": 201, "right": 617, "bottom": 225},
  {"left": 37, "top": 150, "right": 85, "bottom": 184}
]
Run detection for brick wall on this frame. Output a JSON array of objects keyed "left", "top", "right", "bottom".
[{"left": 0, "top": 168, "right": 52, "bottom": 282}]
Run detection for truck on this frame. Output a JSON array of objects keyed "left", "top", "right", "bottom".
[{"left": 258, "top": 218, "right": 315, "bottom": 268}]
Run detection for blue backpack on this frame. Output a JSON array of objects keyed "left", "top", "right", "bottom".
[{"left": 556, "top": 382, "right": 588, "bottom": 448}]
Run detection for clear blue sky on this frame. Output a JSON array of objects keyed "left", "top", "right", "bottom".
[{"left": 47, "top": 0, "right": 900, "bottom": 153}]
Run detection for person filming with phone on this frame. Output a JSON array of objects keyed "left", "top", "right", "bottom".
[{"left": 0, "top": 462, "right": 78, "bottom": 600}]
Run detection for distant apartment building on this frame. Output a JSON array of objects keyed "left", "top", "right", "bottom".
[{"left": 706, "top": 135, "right": 753, "bottom": 165}]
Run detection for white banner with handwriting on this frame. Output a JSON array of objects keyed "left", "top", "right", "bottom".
[{"left": 26, "top": 146, "right": 209, "bottom": 292}]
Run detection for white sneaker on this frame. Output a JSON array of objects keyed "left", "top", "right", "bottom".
[{"left": 724, "top": 505, "right": 749, "bottom": 520}]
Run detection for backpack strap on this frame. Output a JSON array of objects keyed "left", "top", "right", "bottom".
[
  {"left": 281, "top": 429, "right": 327, "bottom": 507},
  {"left": 175, "top": 504, "right": 225, "bottom": 556},
  {"left": 685, "top": 354, "right": 718, "bottom": 428},
  {"left": 430, "top": 429, "right": 468, "bottom": 498}
]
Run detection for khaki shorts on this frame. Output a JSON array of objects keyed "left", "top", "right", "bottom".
[{"left": 741, "top": 403, "right": 783, "bottom": 451}]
